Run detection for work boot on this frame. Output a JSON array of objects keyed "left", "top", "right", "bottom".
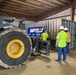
[{"left": 55, "top": 60, "right": 61, "bottom": 62}]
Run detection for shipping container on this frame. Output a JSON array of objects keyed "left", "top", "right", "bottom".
[
  {"left": 11, "top": 18, "right": 76, "bottom": 50},
  {"left": 62, "top": 19, "right": 76, "bottom": 50}
]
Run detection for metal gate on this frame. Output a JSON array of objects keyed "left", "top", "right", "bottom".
[{"left": 62, "top": 19, "right": 76, "bottom": 50}]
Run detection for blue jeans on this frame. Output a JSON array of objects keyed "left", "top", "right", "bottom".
[
  {"left": 58, "top": 47, "right": 66, "bottom": 62},
  {"left": 66, "top": 43, "right": 70, "bottom": 54},
  {"left": 41, "top": 40, "right": 50, "bottom": 56}
]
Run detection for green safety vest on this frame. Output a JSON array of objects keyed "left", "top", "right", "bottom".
[
  {"left": 56, "top": 31, "right": 67, "bottom": 47},
  {"left": 41, "top": 32, "right": 49, "bottom": 41}
]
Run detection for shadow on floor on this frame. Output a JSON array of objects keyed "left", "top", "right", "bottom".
[
  {"left": 0, "top": 66, "right": 6, "bottom": 70},
  {"left": 59, "top": 61, "right": 75, "bottom": 75},
  {"left": 0, "top": 65, "right": 27, "bottom": 75},
  {"left": 59, "top": 61, "right": 70, "bottom": 66},
  {"left": 37, "top": 55, "right": 51, "bottom": 63},
  {"left": 28, "top": 54, "right": 51, "bottom": 63},
  {"left": 68, "top": 50, "right": 76, "bottom": 59},
  {"left": 51, "top": 50, "right": 57, "bottom": 53},
  {"left": 0, "top": 64, "right": 27, "bottom": 70}
]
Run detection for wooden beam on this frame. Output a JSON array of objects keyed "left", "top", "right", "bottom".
[
  {"left": 57, "top": 0, "right": 68, "bottom": 4},
  {"left": 0, "top": 1, "right": 49, "bottom": 15},
  {"left": 36, "top": 0, "right": 58, "bottom": 7},
  {"left": 36, "top": 0, "right": 76, "bottom": 21},
  {"left": 1, "top": 1, "right": 35, "bottom": 10},
  {"left": 0, "top": 4, "right": 44, "bottom": 15},
  {"left": 0, "top": 11, "right": 36, "bottom": 21},
  {"left": 51, "top": 0, "right": 66, "bottom": 5},
  {"left": 1, "top": 0, "right": 42, "bottom": 10},
  {"left": 25, "top": 0, "right": 53, "bottom": 8},
  {"left": 71, "top": 6, "right": 75, "bottom": 21},
  {"left": 50, "top": 1, "right": 62, "bottom": 6},
  {"left": 0, "top": 8, "right": 33, "bottom": 16},
  {"left": 43, "top": 14, "right": 71, "bottom": 20},
  {"left": 59, "top": 0, "right": 71, "bottom": 3},
  {"left": 10, "top": 0, "right": 49, "bottom": 10}
]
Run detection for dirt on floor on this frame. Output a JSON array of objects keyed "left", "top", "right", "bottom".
[{"left": 0, "top": 50, "right": 76, "bottom": 75}]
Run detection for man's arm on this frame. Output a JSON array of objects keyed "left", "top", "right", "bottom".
[{"left": 55, "top": 33, "right": 60, "bottom": 47}]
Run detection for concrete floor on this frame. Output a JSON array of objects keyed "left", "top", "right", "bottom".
[{"left": 0, "top": 50, "right": 76, "bottom": 75}]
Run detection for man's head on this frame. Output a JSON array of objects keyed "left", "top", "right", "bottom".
[
  {"left": 43, "top": 29, "right": 46, "bottom": 33},
  {"left": 59, "top": 26, "right": 64, "bottom": 31},
  {"left": 64, "top": 27, "right": 68, "bottom": 32}
]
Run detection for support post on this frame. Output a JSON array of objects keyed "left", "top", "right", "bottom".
[{"left": 71, "top": 6, "right": 75, "bottom": 21}]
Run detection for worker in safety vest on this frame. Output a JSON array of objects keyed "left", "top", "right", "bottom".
[
  {"left": 41, "top": 29, "right": 49, "bottom": 41},
  {"left": 64, "top": 27, "right": 71, "bottom": 54},
  {"left": 55, "top": 26, "right": 68, "bottom": 62},
  {"left": 40, "top": 29, "right": 50, "bottom": 56}
]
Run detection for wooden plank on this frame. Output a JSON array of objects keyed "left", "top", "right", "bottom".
[
  {"left": 0, "top": 3, "right": 45, "bottom": 14},
  {"left": 0, "top": 8, "right": 43, "bottom": 16},
  {"left": 59, "top": 0, "right": 72, "bottom": 3},
  {"left": 57, "top": 0, "right": 68, "bottom": 4},
  {"left": 10, "top": 0, "right": 50, "bottom": 10},
  {"left": 0, "top": 11, "right": 36, "bottom": 21},
  {"left": 2, "top": 0, "right": 52, "bottom": 11},
  {"left": 50, "top": 1, "right": 62, "bottom": 6},
  {"left": 36, "top": 0, "right": 58, "bottom": 7},
  {"left": 0, "top": 7, "right": 44, "bottom": 16},
  {"left": 1, "top": 1, "right": 38, "bottom": 10},
  {"left": 0, "top": 1, "right": 51, "bottom": 15},
  {"left": 0, "top": 1, "right": 36, "bottom": 10},
  {"left": 37, "top": 0, "right": 67, "bottom": 6},
  {"left": 25, "top": 0, "right": 53, "bottom": 8},
  {"left": 0, "top": 8, "right": 33, "bottom": 16},
  {"left": 51, "top": 0, "right": 66, "bottom": 5}
]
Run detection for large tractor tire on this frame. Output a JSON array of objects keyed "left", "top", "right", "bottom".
[{"left": 0, "top": 28, "right": 32, "bottom": 68}]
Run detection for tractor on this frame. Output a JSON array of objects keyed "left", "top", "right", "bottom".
[
  {"left": 0, "top": 17, "right": 32, "bottom": 68},
  {"left": 0, "top": 17, "right": 50, "bottom": 68}
]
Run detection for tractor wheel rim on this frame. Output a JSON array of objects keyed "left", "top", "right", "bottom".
[{"left": 6, "top": 39, "right": 25, "bottom": 58}]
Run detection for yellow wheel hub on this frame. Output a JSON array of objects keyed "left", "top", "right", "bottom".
[{"left": 6, "top": 39, "right": 25, "bottom": 58}]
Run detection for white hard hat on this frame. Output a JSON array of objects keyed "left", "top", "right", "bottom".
[
  {"left": 59, "top": 26, "right": 64, "bottom": 30},
  {"left": 64, "top": 27, "right": 68, "bottom": 31}
]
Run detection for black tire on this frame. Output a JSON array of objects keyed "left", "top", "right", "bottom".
[{"left": 0, "top": 28, "right": 32, "bottom": 68}]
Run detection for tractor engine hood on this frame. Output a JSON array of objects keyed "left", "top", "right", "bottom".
[{"left": 0, "top": 18, "right": 17, "bottom": 29}]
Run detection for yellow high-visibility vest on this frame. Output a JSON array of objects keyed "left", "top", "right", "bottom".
[
  {"left": 67, "top": 32, "right": 71, "bottom": 43},
  {"left": 56, "top": 31, "right": 68, "bottom": 47},
  {"left": 41, "top": 32, "right": 49, "bottom": 41}
]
